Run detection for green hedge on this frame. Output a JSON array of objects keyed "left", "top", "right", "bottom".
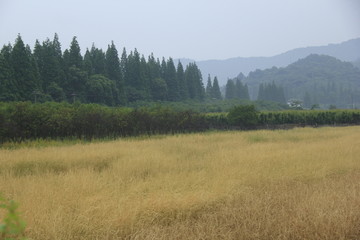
[
  {"left": 258, "top": 110, "right": 360, "bottom": 126},
  {"left": 1, "top": 102, "right": 360, "bottom": 143},
  {"left": 0, "top": 102, "right": 208, "bottom": 142}
]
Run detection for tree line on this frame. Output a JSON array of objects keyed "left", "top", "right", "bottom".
[
  {"left": 0, "top": 34, "right": 207, "bottom": 105},
  {"left": 257, "top": 81, "right": 286, "bottom": 104},
  {"left": 223, "top": 76, "right": 286, "bottom": 105},
  {"left": 224, "top": 76, "right": 250, "bottom": 100}
]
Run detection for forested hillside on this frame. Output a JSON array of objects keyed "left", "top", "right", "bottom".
[
  {"left": 244, "top": 54, "right": 360, "bottom": 108},
  {"left": 353, "top": 59, "right": 360, "bottom": 69},
  {"left": 179, "top": 38, "right": 360, "bottom": 85},
  {"left": 0, "top": 34, "right": 206, "bottom": 105}
]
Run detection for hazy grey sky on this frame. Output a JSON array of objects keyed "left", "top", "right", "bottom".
[{"left": 0, "top": 0, "right": 359, "bottom": 61}]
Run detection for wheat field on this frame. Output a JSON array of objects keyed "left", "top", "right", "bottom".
[{"left": 0, "top": 126, "right": 360, "bottom": 239}]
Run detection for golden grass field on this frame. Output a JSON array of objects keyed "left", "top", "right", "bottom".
[{"left": 1, "top": 126, "right": 360, "bottom": 239}]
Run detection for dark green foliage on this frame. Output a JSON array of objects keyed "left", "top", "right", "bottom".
[
  {"left": 33, "top": 36, "right": 65, "bottom": 96},
  {"left": 257, "top": 81, "right": 286, "bottom": 104},
  {"left": 10, "top": 35, "right": 40, "bottom": 101},
  {"left": 105, "top": 42, "right": 126, "bottom": 104},
  {"left": 0, "top": 48, "right": 17, "bottom": 101},
  {"left": 211, "top": 77, "right": 222, "bottom": 100},
  {"left": 0, "top": 102, "right": 209, "bottom": 142},
  {"left": 258, "top": 109, "right": 360, "bottom": 126},
  {"left": 225, "top": 78, "right": 249, "bottom": 100},
  {"left": 1, "top": 102, "right": 359, "bottom": 143},
  {"left": 150, "top": 78, "right": 168, "bottom": 101},
  {"left": 66, "top": 66, "right": 88, "bottom": 101},
  {"left": 125, "top": 49, "right": 149, "bottom": 101},
  {"left": 67, "top": 36, "right": 83, "bottom": 69},
  {"left": 206, "top": 75, "right": 213, "bottom": 98},
  {"left": 89, "top": 44, "right": 106, "bottom": 75},
  {"left": 165, "top": 58, "right": 179, "bottom": 101},
  {"left": 128, "top": 99, "right": 288, "bottom": 112},
  {"left": 225, "top": 79, "right": 236, "bottom": 99},
  {"left": 47, "top": 82, "right": 65, "bottom": 102},
  {"left": 185, "top": 63, "right": 205, "bottom": 100},
  {"left": 85, "top": 74, "right": 117, "bottom": 105},
  {"left": 0, "top": 35, "right": 207, "bottom": 106},
  {"left": 235, "top": 79, "right": 250, "bottom": 100},
  {"left": 227, "top": 105, "right": 259, "bottom": 129},
  {"left": 176, "top": 61, "right": 188, "bottom": 100}
]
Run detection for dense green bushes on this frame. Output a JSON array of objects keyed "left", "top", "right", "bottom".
[
  {"left": 1, "top": 102, "right": 360, "bottom": 143},
  {"left": 258, "top": 110, "right": 360, "bottom": 126},
  {"left": 227, "top": 105, "right": 258, "bottom": 129},
  {"left": 0, "top": 102, "right": 207, "bottom": 142},
  {"left": 205, "top": 108, "right": 360, "bottom": 130}
]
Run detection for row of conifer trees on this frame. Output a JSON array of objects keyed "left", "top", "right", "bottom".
[
  {"left": 0, "top": 34, "right": 291, "bottom": 106},
  {"left": 0, "top": 34, "right": 210, "bottom": 105}
]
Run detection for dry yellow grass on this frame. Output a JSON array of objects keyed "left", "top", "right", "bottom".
[{"left": 0, "top": 126, "right": 360, "bottom": 239}]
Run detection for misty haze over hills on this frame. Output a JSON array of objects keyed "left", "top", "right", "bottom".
[
  {"left": 241, "top": 54, "right": 360, "bottom": 108},
  {"left": 178, "top": 38, "right": 360, "bottom": 86}
]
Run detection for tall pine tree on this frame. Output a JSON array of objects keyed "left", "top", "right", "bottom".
[
  {"left": 206, "top": 74, "right": 213, "bottom": 98},
  {"left": 225, "top": 79, "right": 236, "bottom": 99},
  {"left": 10, "top": 35, "right": 40, "bottom": 101},
  {"left": 211, "top": 76, "right": 222, "bottom": 100},
  {"left": 185, "top": 63, "right": 205, "bottom": 100},
  {"left": 105, "top": 41, "right": 125, "bottom": 104},
  {"left": 176, "top": 61, "right": 188, "bottom": 100},
  {"left": 0, "top": 46, "right": 17, "bottom": 101},
  {"left": 165, "top": 58, "right": 179, "bottom": 101},
  {"left": 68, "top": 36, "right": 83, "bottom": 69}
]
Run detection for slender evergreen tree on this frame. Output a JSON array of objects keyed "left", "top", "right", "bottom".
[
  {"left": 225, "top": 79, "right": 236, "bottom": 99},
  {"left": 185, "top": 63, "right": 205, "bottom": 100},
  {"left": 125, "top": 49, "right": 147, "bottom": 102},
  {"left": 206, "top": 74, "right": 213, "bottom": 98},
  {"left": 176, "top": 61, "right": 188, "bottom": 100},
  {"left": 165, "top": 58, "right": 179, "bottom": 101},
  {"left": 33, "top": 38, "right": 64, "bottom": 96},
  {"left": 160, "top": 57, "right": 167, "bottom": 81},
  {"left": 147, "top": 53, "right": 160, "bottom": 80},
  {"left": 0, "top": 48, "right": 17, "bottom": 101},
  {"left": 10, "top": 35, "right": 40, "bottom": 101},
  {"left": 120, "top": 48, "right": 128, "bottom": 85},
  {"left": 140, "top": 55, "right": 151, "bottom": 99},
  {"left": 211, "top": 76, "right": 222, "bottom": 100},
  {"left": 105, "top": 41, "right": 125, "bottom": 104},
  {"left": 83, "top": 49, "right": 93, "bottom": 75},
  {"left": 68, "top": 36, "right": 83, "bottom": 69},
  {"left": 93, "top": 46, "right": 106, "bottom": 75}
]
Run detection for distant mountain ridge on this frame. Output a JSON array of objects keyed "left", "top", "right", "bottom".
[
  {"left": 242, "top": 54, "right": 360, "bottom": 108},
  {"left": 177, "top": 38, "right": 360, "bottom": 86}
]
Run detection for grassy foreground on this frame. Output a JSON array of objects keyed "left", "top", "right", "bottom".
[{"left": 1, "top": 127, "right": 360, "bottom": 239}]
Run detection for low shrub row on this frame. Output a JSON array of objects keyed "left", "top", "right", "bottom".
[
  {"left": 1, "top": 102, "right": 360, "bottom": 143},
  {"left": 258, "top": 110, "right": 360, "bottom": 126},
  {"left": 204, "top": 107, "right": 360, "bottom": 129},
  {"left": 0, "top": 102, "right": 207, "bottom": 142}
]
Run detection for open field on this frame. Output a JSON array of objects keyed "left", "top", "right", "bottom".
[{"left": 1, "top": 127, "right": 360, "bottom": 239}]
